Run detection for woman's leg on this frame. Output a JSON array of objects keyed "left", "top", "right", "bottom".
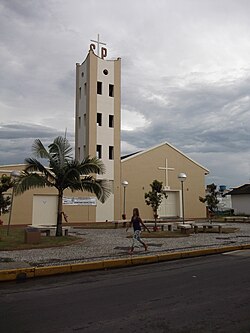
[{"left": 136, "top": 231, "right": 148, "bottom": 251}]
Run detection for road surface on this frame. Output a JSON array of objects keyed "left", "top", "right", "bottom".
[{"left": 1, "top": 250, "right": 250, "bottom": 332}]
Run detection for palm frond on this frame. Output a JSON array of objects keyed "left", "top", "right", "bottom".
[
  {"left": 48, "top": 136, "right": 72, "bottom": 168},
  {"left": 79, "top": 156, "right": 106, "bottom": 175},
  {"left": 81, "top": 178, "right": 111, "bottom": 203},
  {"left": 14, "top": 172, "right": 52, "bottom": 195},
  {"left": 24, "top": 158, "right": 56, "bottom": 184},
  {"left": 32, "top": 139, "right": 51, "bottom": 159}
]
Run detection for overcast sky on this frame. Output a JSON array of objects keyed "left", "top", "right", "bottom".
[{"left": 1, "top": 0, "right": 250, "bottom": 188}]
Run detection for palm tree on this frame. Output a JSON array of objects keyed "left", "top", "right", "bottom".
[{"left": 15, "top": 136, "right": 111, "bottom": 236}]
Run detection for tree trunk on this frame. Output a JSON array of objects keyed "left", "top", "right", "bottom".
[
  {"left": 56, "top": 190, "right": 63, "bottom": 236},
  {"left": 153, "top": 211, "right": 158, "bottom": 231}
]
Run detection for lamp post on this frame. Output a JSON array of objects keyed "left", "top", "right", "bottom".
[
  {"left": 178, "top": 173, "right": 187, "bottom": 224},
  {"left": 7, "top": 170, "right": 20, "bottom": 235},
  {"left": 121, "top": 180, "right": 128, "bottom": 220}
]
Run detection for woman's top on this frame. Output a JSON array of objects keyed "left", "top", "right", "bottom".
[{"left": 131, "top": 216, "right": 142, "bottom": 231}]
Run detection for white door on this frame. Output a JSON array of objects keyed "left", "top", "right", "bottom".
[
  {"left": 32, "top": 195, "right": 58, "bottom": 226},
  {"left": 158, "top": 191, "right": 178, "bottom": 218}
]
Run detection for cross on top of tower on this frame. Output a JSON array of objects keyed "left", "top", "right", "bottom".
[{"left": 90, "top": 34, "right": 107, "bottom": 57}]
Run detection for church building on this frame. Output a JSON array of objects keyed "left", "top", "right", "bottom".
[{"left": 0, "top": 38, "right": 209, "bottom": 226}]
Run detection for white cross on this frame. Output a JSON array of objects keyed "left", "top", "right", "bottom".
[
  {"left": 90, "top": 34, "right": 106, "bottom": 57},
  {"left": 158, "top": 158, "right": 175, "bottom": 189}
]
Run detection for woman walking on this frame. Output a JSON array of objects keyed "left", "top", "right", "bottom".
[{"left": 126, "top": 208, "right": 150, "bottom": 254}]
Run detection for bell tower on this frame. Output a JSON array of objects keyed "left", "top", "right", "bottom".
[{"left": 75, "top": 36, "right": 121, "bottom": 221}]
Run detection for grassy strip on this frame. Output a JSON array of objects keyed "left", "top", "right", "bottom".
[{"left": 0, "top": 227, "right": 82, "bottom": 251}]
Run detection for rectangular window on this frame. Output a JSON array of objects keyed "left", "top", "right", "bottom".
[
  {"left": 78, "top": 116, "right": 81, "bottom": 129},
  {"left": 109, "top": 146, "right": 114, "bottom": 160},
  {"left": 97, "top": 113, "right": 102, "bottom": 126},
  {"left": 109, "top": 84, "right": 114, "bottom": 97},
  {"left": 109, "top": 115, "right": 114, "bottom": 128},
  {"left": 79, "top": 87, "right": 82, "bottom": 99},
  {"left": 96, "top": 145, "right": 102, "bottom": 159},
  {"left": 78, "top": 147, "right": 80, "bottom": 160},
  {"left": 97, "top": 81, "right": 102, "bottom": 95},
  {"left": 84, "top": 83, "right": 87, "bottom": 95}
]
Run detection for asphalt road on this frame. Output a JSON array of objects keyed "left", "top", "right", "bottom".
[{"left": 1, "top": 251, "right": 250, "bottom": 333}]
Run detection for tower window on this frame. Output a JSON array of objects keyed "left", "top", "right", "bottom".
[
  {"left": 84, "top": 83, "right": 87, "bottom": 95},
  {"left": 109, "top": 115, "right": 114, "bottom": 128},
  {"left": 109, "top": 84, "right": 114, "bottom": 97},
  {"left": 97, "top": 81, "right": 102, "bottom": 95},
  {"left": 79, "top": 87, "right": 81, "bottom": 99},
  {"left": 96, "top": 145, "right": 102, "bottom": 159},
  {"left": 97, "top": 113, "right": 102, "bottom": 126},
  {"left": 109, "top": 146, "right": 114, "bottom": 160},
  {"left": 78, "top": 116, "right": 81, "bottom": 129},
  {"left": 103, "top": 69, "right": 108, "bottom": 75}
]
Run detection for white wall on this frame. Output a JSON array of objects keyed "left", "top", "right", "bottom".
[
  {"left": 32, "top": 194, "right": 58, "bottom": 226},
  {"left": 231, "top": 195, "right": 250, "bottom": 215}
]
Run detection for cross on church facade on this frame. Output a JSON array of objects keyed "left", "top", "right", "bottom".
[
  {"left": 90, "top": 34, "right": 107, "bottom": 57},
  {"left": 158, "top": 158, "right": 175, "bottom": 190}
]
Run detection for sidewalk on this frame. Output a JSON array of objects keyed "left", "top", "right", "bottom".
[{"left": 1, "top": 223, "right": 250, "bottom": 280}]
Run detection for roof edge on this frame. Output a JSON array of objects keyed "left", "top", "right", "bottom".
[{"left": 121, "top": 142, "right": 209, "bottom": 174}]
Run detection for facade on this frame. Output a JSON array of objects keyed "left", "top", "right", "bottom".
[
  {"left": 0, "top": 42, "right": 210, "bottom": 226},
  {"left": 227, "top": 184, "right": 250, "bottom": 215},
  {"left": 0, "top": 164, "right": 98, "bottom": 226},
  {"left": 75, "top": 48, "right": 121, "bottom": 222},
  {"left": 121, "top": 143, "right": 209, "bottom": 220}
]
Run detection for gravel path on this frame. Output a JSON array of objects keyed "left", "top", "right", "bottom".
[{"left": 1, "top": 223, "right": 250, "bottom": 269}]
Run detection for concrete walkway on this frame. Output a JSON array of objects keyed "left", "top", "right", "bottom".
[{"left": 1, "top": 223, "right": 250, "bottom": 281}]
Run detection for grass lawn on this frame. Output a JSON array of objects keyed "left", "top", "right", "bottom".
[{"left": 0, "top": 227, "right": 82, "bottom": 251}]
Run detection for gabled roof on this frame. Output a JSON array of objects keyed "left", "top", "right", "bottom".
[
  {"left": 121, "top": 151, "right": 141, "bottom": 160},
  {"left": 227, "top": 184, "right": 250, "bottom": 195},
  {"left": 121, "top": 142, "right": 209, "bottom": 173}
]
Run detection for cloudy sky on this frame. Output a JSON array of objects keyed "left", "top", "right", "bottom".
[{"left": 1, "top": 0, "right": 250, "bottom": 188}]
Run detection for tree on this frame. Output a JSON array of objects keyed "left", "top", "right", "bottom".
[
  {"left": 15, "top": 136, "right": 111, "bottom": 236},
  {"left": 144, "top": 180, "right": 168, "bottom": 230},
  {"left": 199, "top": 183, "right": 220, "bottom": 221},
  {"left": 0, "top": 174, "right": 13, "bottom": 218}
]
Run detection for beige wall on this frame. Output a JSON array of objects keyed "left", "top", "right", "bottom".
[
  {"left": 0, "top": 140, "right": 208, "bottom": 225},
  {"left": 121, "top": 143, "right": 208, "bottom": 220},
  {"left": 0, "top": 165, "right": 98, "bottom": 226}
]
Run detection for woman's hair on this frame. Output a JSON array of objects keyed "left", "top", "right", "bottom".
[{"left": 133, "top": 208, "right": 140, "bottom": 217}]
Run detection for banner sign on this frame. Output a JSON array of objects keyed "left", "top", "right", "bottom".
[{"left": 63, "top": 197, "right": 97, "bottom": 206}]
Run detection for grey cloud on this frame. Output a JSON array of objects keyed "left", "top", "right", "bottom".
[{"left": 0, "top": 123, "right": 74, "bottom": 165}]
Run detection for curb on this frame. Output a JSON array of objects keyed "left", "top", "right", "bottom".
[{"left": 1, "top": 243, "right": 250, "bottom": 282}]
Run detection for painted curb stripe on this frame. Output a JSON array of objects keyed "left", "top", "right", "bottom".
[
  {"left": 71, "top": 261, "right": 104, "bottom": 272},
  {"left": 1, "top": 244, "right": 250, "bottom": 282}
]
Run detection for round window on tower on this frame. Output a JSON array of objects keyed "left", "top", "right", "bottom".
[{"left": 103, "top": 69, "right": 108, "bottom": 75}]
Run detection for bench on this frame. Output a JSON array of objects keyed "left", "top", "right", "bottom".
[
  {"left": 224, "top": 216, "right": 249, "bottom": 222},
  {"left": 28, "top": 225, "right": 70, "bottom": 236},
  {"left": 142, "top": 222, "right": 173, "bottom": 231},
  {"left": 200, "top": 223, "right": 223, "bottom": 233},
  {"left": 176, "top": 221, "right": 195, "bottom": 228},
  {"left": 177, "top": 224, "right": 192, "bottom": 234}
]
